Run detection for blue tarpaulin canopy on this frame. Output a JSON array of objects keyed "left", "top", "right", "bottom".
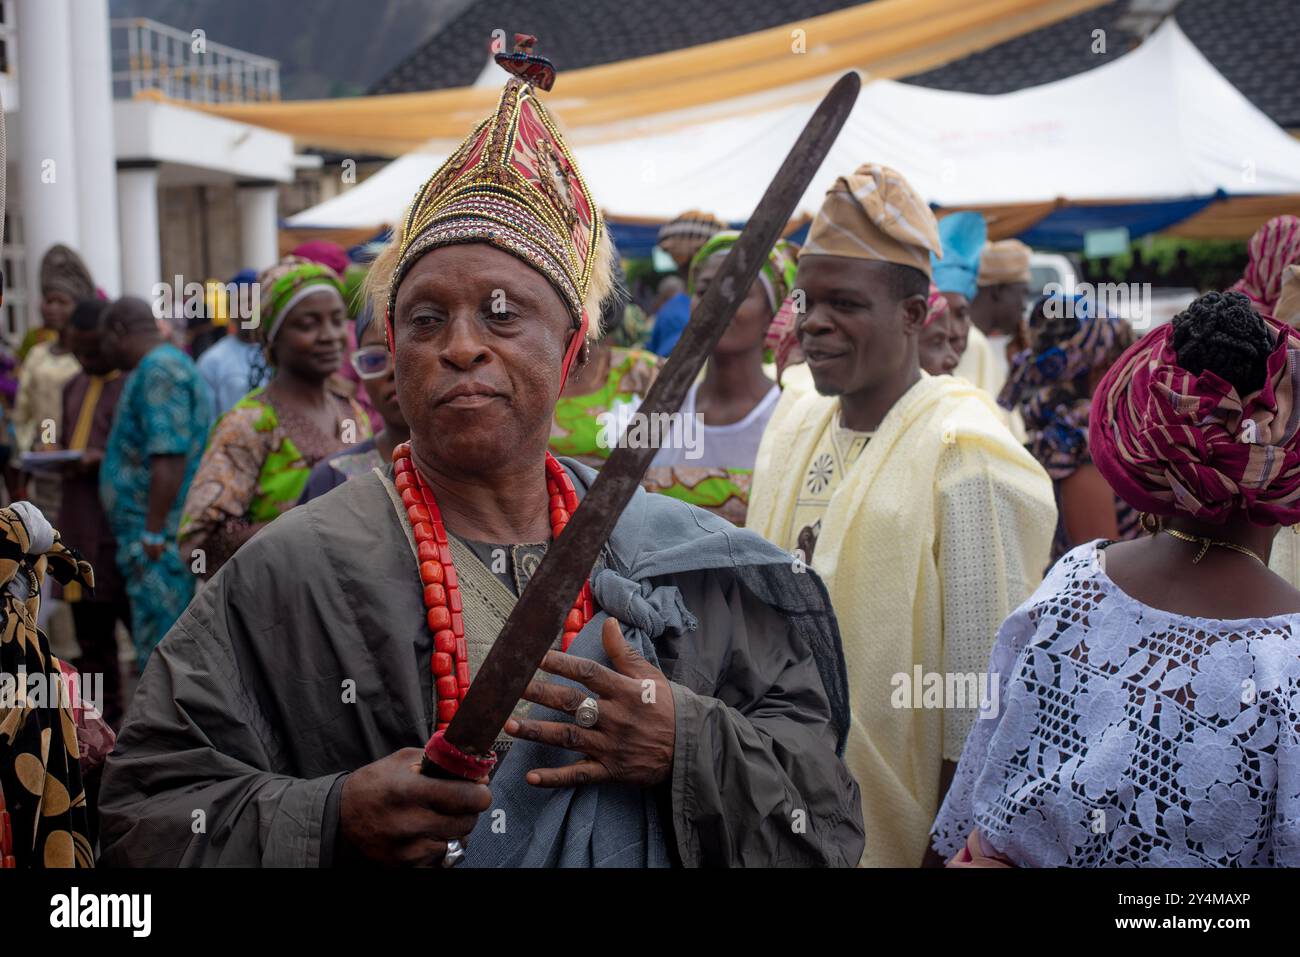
[{"left": 1011, "top": 193, "right": 1224, "bottom": 251}]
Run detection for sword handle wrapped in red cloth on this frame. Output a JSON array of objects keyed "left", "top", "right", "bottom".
[{"left": 419, "top": 729, "right": 497, "bottom": 781}]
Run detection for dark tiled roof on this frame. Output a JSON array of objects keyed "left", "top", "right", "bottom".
[
  {"left": 901, "top": 1, "right": 1139, "bottom": 93},
  {"left": 369, "top": 0, "right": 865, "bottom": 94},
  {"left": 372, "top": 0, "right": 1300, "bottom": 133},
  {"left": 1177, "top": 0, "right": 1300, "bottom": 129}
]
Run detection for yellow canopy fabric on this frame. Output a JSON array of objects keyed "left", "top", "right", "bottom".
[{"left": 179, "top": 0, "right": 1107, "bottom": 155}]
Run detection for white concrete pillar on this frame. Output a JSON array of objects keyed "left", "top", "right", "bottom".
[
  {"left": 69, "top": 0, "right": 121, "bottom": 297},
  {"left": 117, "top": 162, "right": 161, "bottom": 297},
  {"left": 237, "top": 181, "right": 279, "bottom": 272},
  {"left": 17, "top": 0, "right": 82, "bottom": 329}
]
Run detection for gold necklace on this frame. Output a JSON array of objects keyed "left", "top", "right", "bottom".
[{"left": 1163, "top": 527, "right": 1264, "bottom": 565}]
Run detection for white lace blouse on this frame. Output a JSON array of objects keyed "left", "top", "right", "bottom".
[{"left": 932, "top": 540, "right": 1300, "bottom": 866}]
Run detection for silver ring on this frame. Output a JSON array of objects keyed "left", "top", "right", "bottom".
[
  {"left": 442, "top": 839, "right": 466, "bottom": 868},
  {"left": 575, "top": 695, "right": 599, "bottom": 728}
]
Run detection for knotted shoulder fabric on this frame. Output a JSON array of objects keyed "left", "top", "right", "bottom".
[{"left": 463, "top": 461, "right": 852, "bottom": 867}]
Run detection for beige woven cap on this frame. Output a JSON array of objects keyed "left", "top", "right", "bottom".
[
  {"left": 977, "top": 239, "right": 1032, "bottom": 286},
  {"left": 657, "top": 210, "right": 726, "bottom": 268},
  {"left": 1274, "top": 264, "right": 1300, "bottom": 329},
  {"left": 802, "top": 163, "right": 941, "bottom": 279}
]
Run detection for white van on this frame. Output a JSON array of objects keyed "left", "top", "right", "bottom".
[{"left": 1028, "top": 252, "right": 1196, "bottom": 331}]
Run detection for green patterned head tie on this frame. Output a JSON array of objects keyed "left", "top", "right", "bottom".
[
  {"left": 687, "top": 231, "right": 798, "bottom": 315},
  {"left": 255, "top": 256, "right": 346, "bottom": 346}
]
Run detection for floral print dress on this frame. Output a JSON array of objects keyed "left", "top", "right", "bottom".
[
  {"left": 549, "top": 347, "right": 658, "bottom": 469},
  {"left": 178, "top": 385, "right": 370, "bottom": 577}
]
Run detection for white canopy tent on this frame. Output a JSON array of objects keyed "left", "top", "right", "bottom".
[{"left": 287, "top": 19, "right": 1300, "bottom": 232}]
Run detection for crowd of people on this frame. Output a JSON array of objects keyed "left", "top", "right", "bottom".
[{"left": 5, "top": 40, "right": 1300, "bottom": 869}]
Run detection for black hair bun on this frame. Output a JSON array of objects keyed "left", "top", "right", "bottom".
[{"left": 1171, "top": 291, "right": 1272, "bottom": 395}]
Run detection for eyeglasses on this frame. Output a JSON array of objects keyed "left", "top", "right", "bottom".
[{"left": 350, "top": 345, "right": 392, "bottom": 380}]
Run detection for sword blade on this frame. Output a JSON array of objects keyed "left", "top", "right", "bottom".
[{"left": 441, "top": 71, "right": 861, "bottom": 758}]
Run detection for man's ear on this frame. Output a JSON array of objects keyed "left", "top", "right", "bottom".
[{"left": 899, "top": 293, "right": 928, "bottom": 335}]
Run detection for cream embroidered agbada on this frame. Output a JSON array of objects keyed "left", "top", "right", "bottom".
[
  {"left": 954, "top": 325, "right": 998, "bottom": 395},
  {"left": 748, "top": 371, "right": 1056, "bottom": 867}
]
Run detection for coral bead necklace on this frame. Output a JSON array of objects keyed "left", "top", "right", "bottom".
[{"left": 391, "top": 441, "right": 594, "bottom": 731}]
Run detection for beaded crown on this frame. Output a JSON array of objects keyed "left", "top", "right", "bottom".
[{"left": 387, "top": 35, "right": 605, "bottom": 330}]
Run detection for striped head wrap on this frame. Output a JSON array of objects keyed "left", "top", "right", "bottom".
[
  {"left": 658, "top": 210, "right": 727, "bottom": 269},
  {"left": 1090, "top": 295, "right": 1300, "bottom": 525},
  {"left": 1231, "top": 215, "right": 1300, "bottom": 316},
  {"left": 1275, "top": 264, "right": 1300, "bottom": 329},
  {"left": 256, "top": 256, "right": 345, "bottom": 347},
  {"left": 770, "top": 293, "right": 805, "bottom": 384},
  {"left": 802, "top": 164, "right": 940, "bottom": 279},
  {"left": 39, "top": 244, "right": 95, "bottom": 301},
  {"left": 977, "top": 239, "right": 1032, "bottom": 287},
  {"left": 1000, "top": 293, "right": 1131, "bottom": 479},
  {"left": 924, "top": 283, "right": 949, "bottom": 328},
  {"left": 689, "top": 231, "right": 798, "bottom": 315}
]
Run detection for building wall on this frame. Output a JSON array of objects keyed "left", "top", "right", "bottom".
[
  {"left": 279, "top": 173, "right": 322, "bottom": 221},
  {"left": 158, "top": 183, "right": 243, "bottom": 285},
  {"left": 278, "top": 160, "right": 388, "bottom": 220}
]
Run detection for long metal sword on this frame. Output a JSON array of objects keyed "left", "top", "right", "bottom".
[{"left": 424, "top": 71, "right": 861, "bottom": 775}]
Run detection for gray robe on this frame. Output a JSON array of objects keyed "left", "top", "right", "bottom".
[{"left": 98, "top": 461, "right": 863, "bottom": 867}]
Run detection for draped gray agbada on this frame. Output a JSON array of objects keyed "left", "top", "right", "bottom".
[{"left": 98, "top": 460, "right": 864, "bottom": 867}]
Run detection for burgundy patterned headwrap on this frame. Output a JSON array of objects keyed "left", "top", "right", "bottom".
[
  {"left": 1230, "top": 215, "right": 1300, "bottom": 316},
  {"left": 1090, "top": 314, "right": 1300, "bottom": 525}
]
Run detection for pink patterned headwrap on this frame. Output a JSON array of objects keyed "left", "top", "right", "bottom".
[
  {"left": 1231, "top": 215, "right": 1300, "bottom": 316},
  {"left": 290, "top": 240, "right": 351, "bottom": 277},
  {"left": 1090, "top": 317, "right": 1300, "bottom": 525},
  {"left": 924, "top": 282, "right": 949, "bottom": 328},
  {"left": 768, "top": 293, "right": 805, "bottom": 385}
]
